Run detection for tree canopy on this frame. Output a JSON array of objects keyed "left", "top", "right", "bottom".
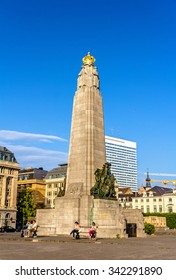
[{"left": 17, "top": 189, "right": 36, "bottom": 227}]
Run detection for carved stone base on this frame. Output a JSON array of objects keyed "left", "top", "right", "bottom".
[
  {"left": 37, "top": 195, "right": 94, "bottom": 235},
  {"left": 92, "top": 199, "right": 127, "bottom": 238},
  {"left": 37, "top": 197, "right": 145, "bottom": 238}
]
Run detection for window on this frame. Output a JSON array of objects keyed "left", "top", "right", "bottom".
[
  {"left": 0, "top": 167, "right": 4, "bottom": 173},
  {"left": 141, "top": 199, "right": 143, "bottom": 203},
  {"left": 5, "top": 199, "right": 8, "bottom": 207},
  {"left": 135, "top": 199, "right": 138, "bottom": 203},
  {"left": 146, "top": 206, "right": 150, "bottom": 213},
  {"left": 7, "top": 188, "right": 11, "bottom": 196},
  {"left": 168, "top": 206, "right": 173, "bottom": 213},
  {"left": 159, "top": 198, "right": 162, "bottom": 202},
  {"left": 159, "top": 205, "right": 162, "bottom": 212},
  {"left": 169, "top": 198, "right": 172, "bottom": 202},
  {"left": 153, "top": 198, "right": 156, "bottom": 202},
  {"left": 153, "top": 205, "right": 157, "bottom": 212},
  {"left": 141, "top": 206, "right": 144, "bottom": 212},
  {"left": 7, "top": 178, "right": 12, "bottom": 186},
  {"left": 146, "top": 199, "right": 149, "bottom": 202}
]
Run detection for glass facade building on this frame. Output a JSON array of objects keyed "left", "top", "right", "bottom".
[{"left": 105, "top": 136, "right": 137, "bottom": 192}]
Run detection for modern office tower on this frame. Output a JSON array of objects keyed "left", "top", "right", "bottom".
[{"left": 105, "top": 136, "right": 137, "bottom": 192}]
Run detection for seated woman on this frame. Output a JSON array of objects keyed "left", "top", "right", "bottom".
[
  {"left": 70, "top": 221, "right": 80, "bottom": 239},
  {"left": 28, "top": 220, "right": 37, "bottom": 237},
  {"left": 24, "top": 221, "right": 32, "bottom": 237},
  {"left": 88, "top": 222, "right": 97, "bottom": 240}
]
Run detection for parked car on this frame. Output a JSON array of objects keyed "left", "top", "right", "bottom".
[{"left": 0, "top": 226, "right": 16, "bottom": 232}]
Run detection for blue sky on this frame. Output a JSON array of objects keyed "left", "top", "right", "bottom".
[{"left": 0, "top": 0, "right": 176, "bottom": 187}]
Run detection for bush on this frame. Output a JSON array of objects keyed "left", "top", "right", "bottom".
[{"left": 144, "top": 222, "right": 155, "bottom": 235}]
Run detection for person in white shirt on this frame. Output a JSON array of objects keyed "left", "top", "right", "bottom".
[{"left": 28, "top": 220, "right": 37, "bottom": 237}]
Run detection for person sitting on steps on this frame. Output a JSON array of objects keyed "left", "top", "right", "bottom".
[
  {"left": 24, "top": 221, "right": 32, "bottom": 237},
  {"left": 70, "top": 221, "right": 80, "bottom": 239},
  {"left": 28, "top": 220, "right": 38, "bottom": 238},
  {"left": 88, "top": 222, "right": 97, "bottom": 240}
]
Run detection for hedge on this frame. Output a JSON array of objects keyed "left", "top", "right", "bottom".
[{"left": 143, "top": 213, "right": 176, "bottom": 229}]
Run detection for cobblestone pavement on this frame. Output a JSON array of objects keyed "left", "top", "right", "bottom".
[{"left": 0, "top": 233, "right": 176, "bottom": 260}]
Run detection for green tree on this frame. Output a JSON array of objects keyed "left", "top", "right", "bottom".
[{"left": 17, "top": 189, "right": 36, "bottom": 228}]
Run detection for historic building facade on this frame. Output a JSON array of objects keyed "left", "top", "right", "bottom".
[
  {"left": 17, "top": 167, "right": 48, "bottom": 206},
  {"left": 131, "top": 186, "right": 176, "bottom": 213},
  {"left": 45, "top": 164, "right": 67, "bottom": 208},
  {"left": 0, "top": 146, "right": 19, "bottom": 227}
]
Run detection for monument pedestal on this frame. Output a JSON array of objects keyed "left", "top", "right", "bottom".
[
  {"left": 92, "top": 199, "right": 127, "bottom": 238},
  {"left": 37, "top": 195, "right": 145, "bottom": 238},
  {"left": 54, "top": 195, "right": 94, "bottom": 234}
]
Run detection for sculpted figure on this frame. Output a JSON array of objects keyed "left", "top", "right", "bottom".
[{"left": 90, "top": 162, "right": 116, "bottom": 199}]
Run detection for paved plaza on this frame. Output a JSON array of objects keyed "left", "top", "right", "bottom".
[{"left": 0, "top": 232, "right": 176, "bottom": 260}]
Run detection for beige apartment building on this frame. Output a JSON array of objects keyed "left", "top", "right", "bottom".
[
  {"left": 132, "top": 186, "right": 176, "bottom": 213},
  {"left": 17, "top": 167, "right": 47, "bottom": 206},
  {"left": 45, "top": 164, "right": 67, "bottom": 208},
  {"left": 0, "top": 146, "right": 19, "bottom": 227}
]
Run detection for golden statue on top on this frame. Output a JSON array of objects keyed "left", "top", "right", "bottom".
[{"left": 82, "top": 52, "right": 96, "bottom": 66}]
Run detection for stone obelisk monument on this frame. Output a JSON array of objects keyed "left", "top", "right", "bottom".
[
  {"left": 66, "top": 52, "right": 106, "bottom": 196},
  {"left": 56, "top": 52, "right": 107, "bottom": 231},
  {"left": 37, "top": 53, "right": 145, "bottom": 238}
]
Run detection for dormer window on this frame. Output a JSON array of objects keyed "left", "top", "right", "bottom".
[{"left": 149, "top": 191, "right": 153, "bottom": 197}]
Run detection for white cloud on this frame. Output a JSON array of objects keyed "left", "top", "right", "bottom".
[
  {"left": 3, "top": 144, "right": 68, "bottom": 170},
  {"left": 0, "top": 130, "right": 67, "bottom": 142},
  {"left": 0, "top": 131, "right": 68, "bottom": 170}
]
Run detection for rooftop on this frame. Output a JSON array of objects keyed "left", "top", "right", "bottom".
[
  {"left": 45, "top": 164, "right": 67, "bottom": 179},
  {"left": 146, "top": 186, "right": 173, "bottom": 196},
  {"left": 0, "top": 146, "right": 18, "bottom": 163},
  {"left": 18, "top": 167, "right": 48, "bottom": 180}
]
